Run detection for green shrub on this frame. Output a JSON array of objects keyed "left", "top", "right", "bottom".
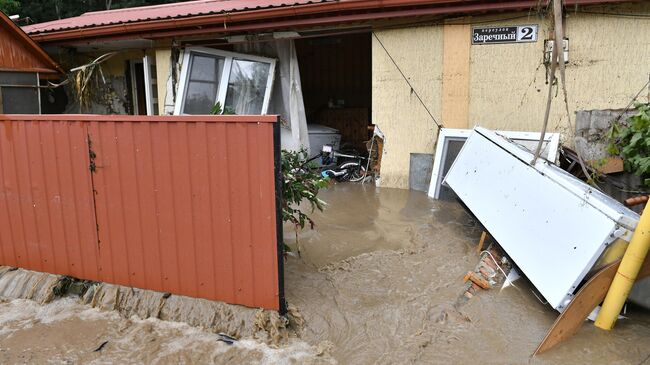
[
  {"left": 281, "top": 149, "right": 329, "bottom": 253},
  {"left": 608, "top": 103, "right": 650, "bottom": 186}
]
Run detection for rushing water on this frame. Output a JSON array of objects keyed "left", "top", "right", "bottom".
[
  {"left": 284, "top": 184, "right": 650, "bottom": 364},
  {"left": 1, "top": 183, "right": 649, "bottom": 364}
]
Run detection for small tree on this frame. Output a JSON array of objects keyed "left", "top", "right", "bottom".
[{"left": 281, "top": 149, "right": 329, "bottom": 254}]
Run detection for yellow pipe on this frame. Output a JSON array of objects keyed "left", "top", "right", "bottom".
[{"left": 595, "top": 205, "right": 650, "bottom": 330}]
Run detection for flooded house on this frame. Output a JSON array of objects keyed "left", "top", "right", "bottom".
[
  {"left": 21, "top": 0, "right": 650, "bottom": 189},
  {"left": 0, "top": 1, "right": 650, "bottom": 363}
]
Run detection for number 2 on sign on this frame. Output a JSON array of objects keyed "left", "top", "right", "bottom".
[{"left": 516, "top": 25, "right": 537, "bottom": 42}]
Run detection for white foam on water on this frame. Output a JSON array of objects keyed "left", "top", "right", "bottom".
[
  {"left": 237, "top": 339, "right": 332, "bottom": 365},
  {"left": 0, "top": 296, "right": 334, "bottom": 364},
  {"left": 122, "top": 314, "right": 331, "bottom": 364},
  {"left": 0, "top": 297, "right": 120, "bottom": 337}
]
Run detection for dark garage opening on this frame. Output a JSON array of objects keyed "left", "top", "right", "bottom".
[{"left": 296, "top": 32, "right": 372, "bottom": 155}]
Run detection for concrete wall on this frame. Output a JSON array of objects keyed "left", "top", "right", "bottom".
[{"left": 373, "top": 3, "right": 650, "bottom": 189}]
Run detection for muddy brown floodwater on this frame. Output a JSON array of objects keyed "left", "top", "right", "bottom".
[
  {"left": 1, "top": 183, "right": 649, "bottom": 364},
  {"left": 285, "top": 184, "right": 650, "bottom": 364}
]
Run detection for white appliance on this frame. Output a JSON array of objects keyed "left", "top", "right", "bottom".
[
  {"left": 307, "top": 124, "right": 341, "bottom": 160},
  {"left": 444, "top": 127, "right": 639, "bottom": 311}
]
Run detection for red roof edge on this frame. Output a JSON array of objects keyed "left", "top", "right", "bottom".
[{"left": 0, "top": 12, "right": 64, "bottom": 73}]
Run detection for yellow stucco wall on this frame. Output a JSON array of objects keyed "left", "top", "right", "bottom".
[
  {"left": 441, "top": 19, "right": 471, "bottom": 129},
  {"left": 99, "top": 50, "right": 148, "bottom": 76},
  {"left": 155, "top": 48, "right": 172, "bottom": 115},
  {"left": 373, "top": 3, "right": 650, "bottom": 189},
  {"left": 372, "top": 27, "right": 444, "bottom": 189}
]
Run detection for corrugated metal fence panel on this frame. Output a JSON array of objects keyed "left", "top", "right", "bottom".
[
  {"left": 0, "top": 115, "right": 282, "bottom": 311},
  {"left": 0, "top": 119, "right": 99, "bottom": 280}
]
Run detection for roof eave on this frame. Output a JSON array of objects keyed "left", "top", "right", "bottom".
[
  {"left": 27, "top": 0, "right": 638, "bottom": 45},
  {"left": 0, "top": 12, "right": 64, "bottom": 73}
]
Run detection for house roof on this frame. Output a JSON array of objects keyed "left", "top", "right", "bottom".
[
  {"left": 23, "top": 0, "right": 331, "bottom": 35},
  {"left": 23, "top": 0, "right": 638, "bottom": 44},
  {"left": 0, "top": 11, "right": 63, "bottom": 74}
]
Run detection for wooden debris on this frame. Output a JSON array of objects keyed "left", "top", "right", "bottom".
[
  {"left": 464, "top": 271, "right": 491, "bottom": 290},
  {"left": 477, "top": 231, "right": 488, "bottom": 253},
  {"left": 535, "top": 256, "right": 650, "bottom": 355},
  {"left": 590, "top": 157, "right": 624, "bottom": 174}
]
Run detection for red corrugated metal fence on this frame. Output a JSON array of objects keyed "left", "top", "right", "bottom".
[{"left": 0, "top": 114, "right": 284, "bottom": 311}]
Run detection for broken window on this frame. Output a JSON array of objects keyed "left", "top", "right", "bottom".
[
  {"left": 0, "top": 71, "right": 40, "bottom": 114},
  {"left": 175, "top": 47, "right": 276, "bottom": 115}
]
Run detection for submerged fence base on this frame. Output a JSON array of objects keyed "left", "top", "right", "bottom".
[
  {"left": 0, "top": 265, "right": 295, "bottom": 344},
  {"left": 0, "top": 115, "right": 284, "bottom": 311}
]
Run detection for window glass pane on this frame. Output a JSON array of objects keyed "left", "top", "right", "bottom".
[
  {"left": 182, "top": 53, "right": 225, "bottom": 114},
  {"left": 2, "top": 87, "right": 39, "bottom": 114},
  {"left": 0, "top": 71, "right": 37, "bottom": 85},
  {"left": 183, "top": 81, "right": 218, "bottom": 114},
  {"left": 189, "top": 54, "right": 224, "bottom": 82},
  {"left": 224, "top": 59, "right": 270, "bottom": 115}
]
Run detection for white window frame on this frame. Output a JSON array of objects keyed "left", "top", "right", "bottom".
[
  {"left": 174, "top": 47, "right": 277, "bottom": 115},
  {"left": 427, "top": 128, "right": 560, "bottom": 200},
  {"left": 143, "top": 54, "right": 158, "bottom": 116},
  {"left": 129, "top": 59, "right": 143, "bottom": 115}
]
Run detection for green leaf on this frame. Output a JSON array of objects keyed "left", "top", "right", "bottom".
[
  {"left": 210, "top": 101, "right": 223, "bottom": 115},
  {"left": 607, "top": 143, "right": 619, "bottom": 155},
  {"left": 607, "top": 103, "right": 650, "bottom": 186}
]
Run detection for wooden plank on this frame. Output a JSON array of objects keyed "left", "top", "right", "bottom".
[
  {"left": 477, "top": 231, "right": 488, "bottom": 253},
  {"left": 534, "top": 260, "right": 621, "bottom": 355},
  {"left": 535, "top": 257, "right": 650, "bottom": 355},
  {"left": 589, "top": 157, "right": 623, "bottom": 174}
]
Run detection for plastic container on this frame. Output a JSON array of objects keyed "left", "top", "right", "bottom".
[{"left": 307, "top": 124, "right": 341, "bottom": 162}]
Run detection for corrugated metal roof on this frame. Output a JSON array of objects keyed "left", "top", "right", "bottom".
[
  {"left": 23, "top": 0, "right": 331, "bottom": 34},
  {"left": 23, "top": 0, "right": 637, "bottom": 43}
]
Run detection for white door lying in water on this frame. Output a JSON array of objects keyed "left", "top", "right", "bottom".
[{"left": 444, "top": 127, "right": 638, "bottom": 311}]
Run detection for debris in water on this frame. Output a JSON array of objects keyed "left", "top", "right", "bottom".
[
  {"left": 217, "top": 333, "right": 237, "bottom": 345},
  {"left": 93, "top": 340, "right": 109, "bottom": 352},
  {"left": 456, "top": 243, "right": 510, "bottom": 307},
  {"left": 463, "top": 271, "right": 491, "bottom": 290}
]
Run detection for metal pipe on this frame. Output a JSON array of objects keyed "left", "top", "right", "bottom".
[
  {"left": 595, "top": 205, "right": 650, "bottom": 330},
  {"left": 0, "top": 84, "right": 51, "bottom": 88}
]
